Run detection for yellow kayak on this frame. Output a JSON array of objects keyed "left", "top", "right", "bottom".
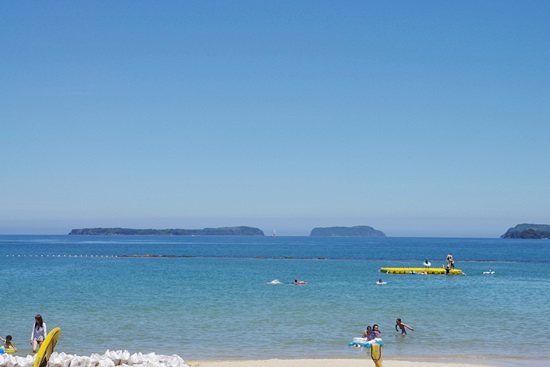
[{"left": 380, "top": 267, "right": 464, "bottom": 275}]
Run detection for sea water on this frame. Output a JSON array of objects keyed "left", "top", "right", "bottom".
[{"left": 0, "top": 235, "right": 549, "bottom": 361}]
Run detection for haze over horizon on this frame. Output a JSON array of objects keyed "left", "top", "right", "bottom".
[{"left": 2, "top": 1, "right": 549, "bottom": 238}]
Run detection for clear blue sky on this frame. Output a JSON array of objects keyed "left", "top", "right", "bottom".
[{"left": 1, "top": 1, "right": 549, "bottom": 237}]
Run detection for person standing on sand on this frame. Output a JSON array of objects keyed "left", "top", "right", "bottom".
[
  {"left": 395, "top": 318, "right": 414, "bottom": 335},
  {"left": 30, "top": 314, "right": 47, "bottom": 353}
]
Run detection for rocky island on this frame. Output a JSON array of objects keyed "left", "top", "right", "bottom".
[
  {"left": 501, "top": 223, "right": 550, "bottom": 239},
  {"left": 69, "top": 226, "right": 265, "bottom": 236},
  {"left": 309, "top": 225, "right": 386, "bottom": 237}
]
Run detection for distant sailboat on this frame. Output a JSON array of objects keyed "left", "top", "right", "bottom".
[{"left": 272, "top": 228, "right": 276, "bottom": 237}]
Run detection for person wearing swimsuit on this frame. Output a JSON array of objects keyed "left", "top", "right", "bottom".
[{"left": 395, "top": 318, "right": 414, "bottom": 335}]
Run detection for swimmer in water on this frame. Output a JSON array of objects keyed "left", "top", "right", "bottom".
[
  {"left": 1, "top": 335, "right": 17, "bottom": 352},
  {"left": 395, "top": 318, "right": 414, "bottom": 335}
]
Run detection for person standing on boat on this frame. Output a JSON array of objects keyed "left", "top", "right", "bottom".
[{"left": 446, "top": 253, "right": 454, "bottom": 268}]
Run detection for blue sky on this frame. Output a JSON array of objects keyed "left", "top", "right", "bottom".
[{"left": 1, "top": 1, "right": 549, "bottom": 237}]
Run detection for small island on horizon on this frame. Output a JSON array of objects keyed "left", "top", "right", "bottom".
[
  {"left": 68, "top": 224, "right": 550, "bottom": 238},
  {"left": 69, "top": 225, "right": 388, "bottom": 237},
  {"left": 309, "top": 225, "right": 386, "bottom": 237},
  {"left": 500, "top": 223, "right": 550, "bottom": 239},
  {"left": 69, "top": 226, "right": 265, "bottom": 236}
]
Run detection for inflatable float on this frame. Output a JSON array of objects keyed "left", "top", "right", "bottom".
[
  {"left": 348, "top": 337, "right": 384, "bottom": 348},
  {"left": 380, "top": 267, "right": 464, "bottom": 275}
]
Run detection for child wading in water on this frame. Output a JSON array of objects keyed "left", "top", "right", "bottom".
[
  {"left": 1, "top": 335, "right": 17, "bottom": 352},
  {"left": 395, "top": 318, "right": 414, "bottom": 335}
]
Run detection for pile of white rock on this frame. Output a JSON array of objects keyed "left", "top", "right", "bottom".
[{"left": 0, "top": 350, "right": 189, "bottom": 367}]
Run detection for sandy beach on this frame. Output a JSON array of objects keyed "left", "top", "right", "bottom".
[{"left": 187, "top": 359, "right": 500, "bottom": 367}]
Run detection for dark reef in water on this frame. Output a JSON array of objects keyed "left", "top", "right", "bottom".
[
  {"left": 69, "top": 226, "right": 265, "bottom": 236},
  {"left": 501, "top": 223, "right": 550, "bottom": 239},
  {"left": 309, "top": 225, "right": 386, "bottom": 237}
]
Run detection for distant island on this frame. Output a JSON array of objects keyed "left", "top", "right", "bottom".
[
  {"left": 310, "top": 225, "right": 386, "bottom": 237},
  {"left": 69, "top": 226, "right": 265, "bottom": 236},
  {"left": 501, "top": 223, "right": 550, "bottom": 239}
]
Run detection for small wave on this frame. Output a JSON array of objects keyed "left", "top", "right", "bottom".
[{"left": 0, "top": 350, "right": 189, "bottom": 367}]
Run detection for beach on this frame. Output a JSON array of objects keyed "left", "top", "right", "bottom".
[{"left": 186, "top": 359, "right": 501, "bottom": 367}]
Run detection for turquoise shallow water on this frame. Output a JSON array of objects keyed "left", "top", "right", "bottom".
[{"left": 0, "top": 235, "right": 549, "bottom": 361}]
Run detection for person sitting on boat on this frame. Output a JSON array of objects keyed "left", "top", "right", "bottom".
[
  {"left": 371, "top": 324, "right": 381, "bottom": 338},
  {"left": 424, "top": 259, "right": 431, "bottom": 267}
]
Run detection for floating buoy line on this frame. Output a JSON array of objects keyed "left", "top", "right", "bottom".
[{"left": 5, "top": 254, "right": 119, "bottom": 258}]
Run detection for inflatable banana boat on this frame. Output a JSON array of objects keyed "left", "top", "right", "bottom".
[{"left": 379, "top": 267, "right": 464, "bottom": 275}]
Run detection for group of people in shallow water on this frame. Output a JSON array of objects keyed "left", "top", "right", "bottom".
[
  {"left": 1, "top": 314, "right": 47, "bottom": 354},
  {"left": 361, "top": 324, "right": 382, "bottom": 340},
  {"left": 353, "top": 318, "right": 414, "bottom": 345}
]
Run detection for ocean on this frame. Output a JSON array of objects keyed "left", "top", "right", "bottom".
[{"left": 1, "top": 235, "right": 549, "bottom": 362}]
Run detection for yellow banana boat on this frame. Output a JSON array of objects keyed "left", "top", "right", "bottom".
[{"left": 379, "top": 267, "right": 464, "bottom": 275}]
